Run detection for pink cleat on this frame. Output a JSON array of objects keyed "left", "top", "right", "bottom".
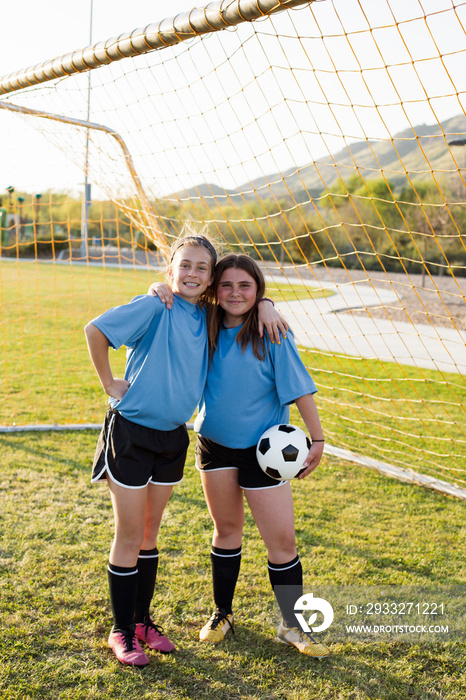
[
  {"left": 108, "top": 629, "right": 150, "bottom": 667},
  {"left": 135, "top": 618, "right": 176, "bottom": 653}
]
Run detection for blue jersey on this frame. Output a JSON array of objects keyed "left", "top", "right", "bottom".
[
  {"left": 194, "top": 325, "right": 316, "bottom": 448},
  {"left": 91, "top": 294, "right": 208, "bottom": 430}
]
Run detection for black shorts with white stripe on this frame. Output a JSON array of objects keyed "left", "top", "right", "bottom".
[
  {"left": 195, "top": 435, "right": 285, "bottom": 490},
  {"left": 92, "top": 409, "right": 189, "bottom": 488}
]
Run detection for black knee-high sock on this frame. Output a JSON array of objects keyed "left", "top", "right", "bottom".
[
  {"left": 134, "top": 547, "right": 159, "bottom": 623},
  {"left": 267, "top": 555, "right": 303, "bottom": 628},
  {"left": 211, "top": 546, "right": 242, "bottom": 615},
  {"left": 107, "top": 563, "right": 139, "bottom": 632}
]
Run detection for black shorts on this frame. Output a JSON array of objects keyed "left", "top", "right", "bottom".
[
  {"left": 195, "top": 435, "right": 285, "bottom": 490},
  {"left": 92, "top": 409, "right": 190, "bottom": 488}
]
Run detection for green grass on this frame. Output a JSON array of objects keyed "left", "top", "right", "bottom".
[
  {"left": 0, "top": 431, "right": 464, "bottom": 699},
  {"left": 0, "top": 260, "right": 159, "bottom": 425},
  {"left": 266, "top": 279, "right": 333, "bottom": 302},
  {"left": 295, "top": 351, "right": 466, "bottom": 481}
]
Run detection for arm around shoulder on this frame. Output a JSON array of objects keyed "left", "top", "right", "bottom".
[
  {"left": 257, "top": 298, "right": 288, "bottom": 344},
  {"left": 147, "top": 282, "right": 174, "bottom": 309}
]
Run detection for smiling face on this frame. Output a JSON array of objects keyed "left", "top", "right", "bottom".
[
  {"left": 217, "top": 267, "right": 258, "bottom": 327},
  {"left": 168, "top": 244, "right": 214, "bottom": 304}
]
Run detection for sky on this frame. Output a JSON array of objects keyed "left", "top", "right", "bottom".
[
  {"left": 1, "top": 1, "right": 202, "bottom": 196},
  {"left": 1, "top": 0, "right": 465, "bottom": 198},
  {"left": 1, "top": 1, "right": 200, "bottom": 75}
]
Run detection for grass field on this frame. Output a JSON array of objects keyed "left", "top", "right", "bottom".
[
  {"left": 1, "top": 431, "right": 465, "bottom": 700},
  {"left": 1, "top": 260, "right": 465, "bottom": 697}
]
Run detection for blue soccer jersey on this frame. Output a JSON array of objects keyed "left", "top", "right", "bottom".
[
  {"left": 91, "top": 294, "right": 208, "bottom": 431},
  {"left": 194, "top": 325, "right": 316, "bottom": 448}
]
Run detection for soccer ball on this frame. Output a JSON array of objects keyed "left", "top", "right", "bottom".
[{"left": 256, "top": 424, "right": 311, "bottom": 481}]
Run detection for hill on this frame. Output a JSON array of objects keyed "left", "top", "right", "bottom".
[{"left": 177, "top": 114, "right": 466, "bottom": 202}]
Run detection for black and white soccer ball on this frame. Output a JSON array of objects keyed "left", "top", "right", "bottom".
[{"left": 256, "top": 424, "right": 311, "bottom": 480}]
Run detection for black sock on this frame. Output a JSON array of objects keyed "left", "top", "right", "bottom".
[
  {"left": 267, "top": 555, "right": 303, "bottom": 628},
  {"left": 211, "top": 546, "right": 242, "bottom": 615},
  {"left": 134, "top": 547, "right": 159, "bottom": 623},
  {"left": 107, "top": 563, "right": 139, "bottom": 632}
]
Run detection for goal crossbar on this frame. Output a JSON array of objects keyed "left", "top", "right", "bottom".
[{"left": 0, "top": 0, "right": 312, "bottom": 96}]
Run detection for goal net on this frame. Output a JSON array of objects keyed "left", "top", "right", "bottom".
[{"left": 0, "top": 0, "right": 465, "bottom": 496}]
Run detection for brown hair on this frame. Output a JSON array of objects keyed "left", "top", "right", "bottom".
[{"left": 208, "top": 254, "right": 267, "bottom": 361}]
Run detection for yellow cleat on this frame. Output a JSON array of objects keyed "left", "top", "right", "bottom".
[
  {"left": 276, "top": 621, "right": 330, "bottom": 658},
  {"left": 199, "top": 610, "right": 234, "bottom": 643}
]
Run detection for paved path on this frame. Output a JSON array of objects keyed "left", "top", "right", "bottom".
[
  {"left": 50, "top": 255, "right": 466, "bottom": 374},
  {"left": 274, "top": 280, "right": 466, "bottom": 375}
]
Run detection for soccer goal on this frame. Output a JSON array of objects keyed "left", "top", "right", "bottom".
[{"left": 0, "top": 0, "right": 465, "bottom": 497}]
